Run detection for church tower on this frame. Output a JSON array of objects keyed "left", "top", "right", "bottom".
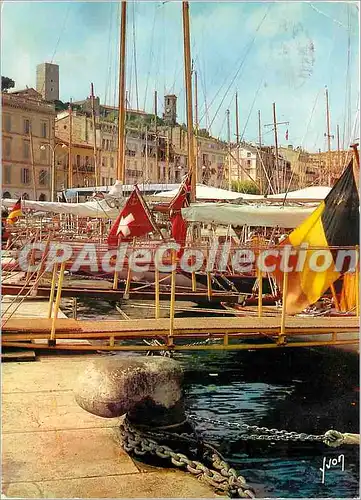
[{"left": 163, "top": 94, "right": 177, "bottom": 126}]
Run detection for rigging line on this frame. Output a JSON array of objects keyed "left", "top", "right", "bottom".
[
  {"left": 104, "top": 2, "right": 114, "bottom": 106},
  {"left": 113, "top": 2, "right": 120, "bottom": 110},
  {"left": 207, "top": 4, "right": 272, "bottom": 132},
  {"left": 143, "top": 3, "right": 157, "bottom": 111},
  {"left": 128, "top": 9, "right": 133, "bottom": 110},
  {"left": 50, "top": 2, "right": 71, "bottom": 63},
  {"left": 240, "top": 77, "right": 264, "bottom": 143},
  {"left": 342, "top": 3, "right": 352, "bottom": 149},
  {"left": 199, "top": 4, "right": 271, "bottom": 123},
  {"left": 132, "top": 0, "right": 139, "bottom": 110},
  {"left": 200, "top": 56, "right": 210, "bottom": 132},
  {"left": 306, "top": 2, "right": 352, "bottom": 31},
  {"left": 300, "top": 88, "right": 322, "bottom": 148}
]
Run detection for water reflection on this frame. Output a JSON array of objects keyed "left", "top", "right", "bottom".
[{"left": 62, "top": 296, "right": 359, "bottom": 498}]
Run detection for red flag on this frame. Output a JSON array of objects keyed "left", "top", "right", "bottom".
[
  {"left": 169, "top": 173, "right": 192, "bottom": 247},
  {"left": 107, "top": 186, "right": 158, "bottom": 247},
  {"left": 285, "top": 129, "right": 289, "bottom": 141},
  {"left": 171, "top": 213, "right": 188, "bottom": 247},
  {"left": 169, "top": 173, "right": 192, "bottom": 211}
]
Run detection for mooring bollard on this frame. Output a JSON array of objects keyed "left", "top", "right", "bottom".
[
  {"left": 74, "top": 356, "right": 185, "bottom": 424},
  {"left": 74, "top": 356, "right": 256, "bottom": 498}
]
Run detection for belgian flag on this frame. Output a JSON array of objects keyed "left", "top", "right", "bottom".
[
  {"left": 269, "top": 158, "right": 359, "bottom": 314},
  {"left": 6, "top": 198, "right": 22, "bottom": 225}
]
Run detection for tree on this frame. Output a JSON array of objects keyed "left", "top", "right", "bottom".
[
  {"left": 231, "top": 180, "right": 260, "bottom": 195},
  {"left": 2, "top": 76, "right": 15, "bottom": 92}
]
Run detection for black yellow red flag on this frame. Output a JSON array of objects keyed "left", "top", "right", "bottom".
[
  {"left": 6, "top": 198, "right": 22, "bottom": 225},
  {"left": 268, "top": 158, "right": 359, "bottom": 314}
]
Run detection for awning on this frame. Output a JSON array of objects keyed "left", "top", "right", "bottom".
[
  {"left": 181, "top": 203, "right": 315, "bottom": 228},
  {"left": 2, "top": 198, "right": 123, "bottom": 219}
]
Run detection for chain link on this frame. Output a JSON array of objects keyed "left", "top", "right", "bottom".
[
  {"left": 187, "top": 414, "right": 326, "bottom": 443},
  {"left": 120, "top": 418, "right": 256, "bottom": 498}
]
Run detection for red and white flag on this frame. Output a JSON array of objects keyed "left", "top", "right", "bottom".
[
  {"left": 169, "top": 173, "right": 192, "bottom": 212},
  {"left": 285, "top": 129, "right": 289, "bottom": 141},
  {"left": 107, "top": 186, "right": 158, "bottom": 247},
  {"left": 169, "top": 173, "right": 192, "bottom": 247}
]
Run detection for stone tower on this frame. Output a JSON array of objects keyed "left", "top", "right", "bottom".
[
  {"left": 36, "top": 63, "right": 59, "bottom": 101},
  {"left": 163, "top": 94, "right": 177, "bottom": 126}
]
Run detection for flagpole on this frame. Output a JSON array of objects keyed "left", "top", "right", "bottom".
[{"left": 117, "top": 0, "right": 127, "bottom": 186}]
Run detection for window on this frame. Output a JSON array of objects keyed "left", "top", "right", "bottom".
[
  {"left": 23, "top": 140, "right": 30, "bottom": 159},
  {"left": 39, "top": 193, "right": 46, "bottom": 201},
  {"left": 4, "top": 114, "right": 11, "bottom": 132},
  {"left": 76, "top": 155, "right": 80, "bottom": 167},
  {"left": 39, "top": 170, "right": 48, "bottom": 186},
  {"left": 4, "top": 139, "right": 11, "bottom": 159},
  {"left": 102, "top": 177, "right": 106, "bottom": 185},
  {"left": 23, "top": 193, "right": 30, "bottom": 200},
  {"left": 247, "top": 159, "right": 251, "bottom": 167},
  {"left": 24, "top": 119, "right": 30, "bottom": 134},
  {"left": 3, "top": 191, "right": 11, "bottom": 199},
  {"left": 41, "top": 122, "right": 47, "bottom": 138},
  {"left": 21, "top": 168, "right": 31, "bottom": 185},
  {"left": 109, "top": 178, "right": 113, "bottom": 185},
  {"left": 247, "top": 152, "right": 252, "bottom": 158},
  {"left": 40, "top": 145, "right": 47, "bottom": 161},
  {"left": 85, "top": 156, "right": 89, "bottom": 166},
  {"left": 4, "top": 165, "right": 11, "bottom": 184}
]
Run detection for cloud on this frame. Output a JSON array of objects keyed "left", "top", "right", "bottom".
[{"left": 1, "top": 1, "right": 359, "bottom": 153}]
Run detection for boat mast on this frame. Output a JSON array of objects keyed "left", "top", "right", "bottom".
[
  {"left": 182, "top": 0, "right": 196, "bottom": 202},
  {"left": 117, "top": 0, "right": 127, "bottom": 184},
  {"left": 194, "top": 68, "right": 199, "bottom": 185},
  {"left": 272, "top": 102, "right": 280, "bottom": 193},
  {"left": 226, "top": 109, "right": 231, "bottom": 190},
  {"left": 154, "top": 90, "right": 158, "bottom": 182},
  {"left": 337, "top": 124, "right": 341, "bottom": 173},
  {"left": 90, "top": 83, "right": 98, "bottom": 187},
  {"left": 68, "top": 99, "right": 73, "bottom": 189},
  {"left": 325, "top": 86, "right": 333, "bottom": 185},
  {"left": 235, "top": 92, "right": 240, "bottom": 190}
]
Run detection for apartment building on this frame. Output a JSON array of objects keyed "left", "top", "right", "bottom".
[{"left": 2, "top": 88, "right": 55, "bottom": 200}]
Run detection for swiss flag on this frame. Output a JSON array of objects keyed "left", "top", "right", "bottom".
[
  {"left": 169, "top": 173, "right": 192, "bottom": 248},
  {"left": 107, "top": 186, "right": 157, "bottom": 247}
]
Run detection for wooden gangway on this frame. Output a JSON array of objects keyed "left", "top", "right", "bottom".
[{"left": 2, "top": 315, "right": 359, "bottom": 352}]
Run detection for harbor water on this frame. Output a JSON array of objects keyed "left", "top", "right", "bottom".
[{"left": 62, "top": 296, "right": 359, "bottom": 498}]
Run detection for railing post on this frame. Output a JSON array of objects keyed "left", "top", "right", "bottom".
[
  {"left": 113, "top": 270, "right": 118, "bottom": 290},
  {"left": 47, "top": 262, "right": 59, "bottom": 319},
  {"left": 72, "top": 297, "right": 77, "bottom": 320},
  {"left": 169, "top": 249, "right": 177, "bottom": 345},
  {"left": 257, "top": 254, "right": 263, "bottom": 318},
  {"left": 155, "top": 265, "right": 160, "bottom": 319},
  {"left": 49, "top": 260, "right": 66, "bottom": 346},
  {"left": 123, "top": 237, "right": 136, "bottom": 299},
  {"left": 356, "top": 245, "right": 359, "bottom": 317},
  {"left": 279, "top": 246, "right": 289, "bottom": 344},
  {"left": 206, "top": 272, "right": 213, "bottom": 301},
  {"left": 191, "top": 271, "right": 197, "bottom": 292}
]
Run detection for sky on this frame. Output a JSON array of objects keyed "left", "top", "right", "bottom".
[{"left": 1, "top": 1, "right": 359, "bottom": 152}]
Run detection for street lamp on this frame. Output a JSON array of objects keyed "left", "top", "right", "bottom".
[{"left": 40, "top": 143, "right": 67, "bottom": 202}]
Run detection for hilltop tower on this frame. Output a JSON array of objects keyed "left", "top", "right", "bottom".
[
  {"left": 163, "top": 94, "right": 177, "bottom": 126},
  {"left": 36, "top": 62, "right": 59, "bottom": 101}
]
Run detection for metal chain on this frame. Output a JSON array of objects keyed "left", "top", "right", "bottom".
[
  {"left": 120, "top": 418, "right": 256, "bottom": 498},
  {"left": 187, "top": 414, "right": 326, "bottom": 443}
]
